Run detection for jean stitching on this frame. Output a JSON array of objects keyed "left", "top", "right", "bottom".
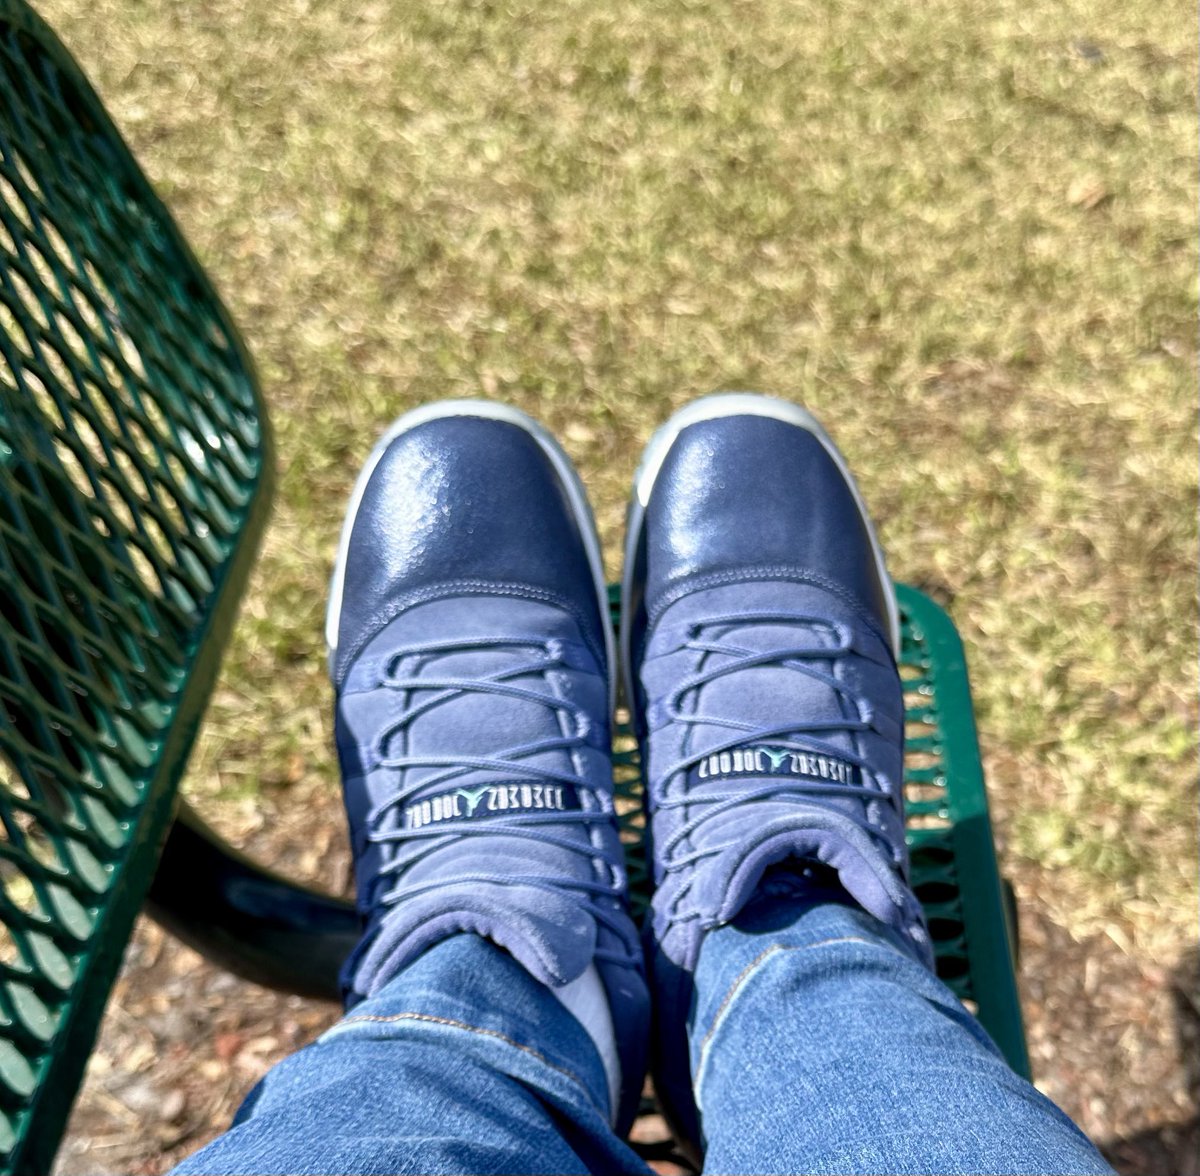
[
  {"left": 324, "top": 1011, "right": 606, "bottom": 1116},
  {"left": 694, "top": 935, "right": 887, "bottom": 1095}
]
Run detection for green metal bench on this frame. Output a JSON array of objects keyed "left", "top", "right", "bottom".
[{"left": 0, "top": 1, "right": 1026, "bottom": 1171}]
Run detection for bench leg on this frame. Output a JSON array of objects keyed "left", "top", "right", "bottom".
[{"left": 146, "top": 800, "right": 359, "bottom": 1002}]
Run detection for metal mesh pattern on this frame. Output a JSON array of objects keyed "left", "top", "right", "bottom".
[
  {"left": 0, "top": 4, "right": 268, "bottom": 1168},
  {"left": 895, "top": 584, "right": 1028, "bottom": 1080},
  {"left": 900, "top": 602, "right": 973, "bottom": 991}
]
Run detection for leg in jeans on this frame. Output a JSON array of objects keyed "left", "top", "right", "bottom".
[
  {"left": 178, "top": 935, "right": 650, "bottom": 1175},
  {"left": 623, "top": 394, "right": 1111, "bottom": 1174},
  {"left": 692, "top": 892, "right": 1112, "bottom": 1174},
  {"left": 178, "top": 402, "right": 651, "bottom": 1174}
]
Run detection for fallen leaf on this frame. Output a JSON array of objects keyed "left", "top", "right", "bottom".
[
  {"left": 159, "top": 1089, "right": 186, "bottom": 1123},
  {"left": 214, "top": 1032, "right": 243, "bottom": 1062},
  {"left": 1066, "top": 176, "right": 1109, "bottom": 209}
]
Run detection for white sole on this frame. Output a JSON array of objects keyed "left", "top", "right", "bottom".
[
  {"left": 326, "top": 399, "right": 617, "bottom": 714},
  {"left": 619, "top": 393, "right": 901, "bottom": 708}
]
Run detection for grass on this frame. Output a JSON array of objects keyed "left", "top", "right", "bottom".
[{"left": 40, "top": 0, "right": 1197, "bottom": 960}]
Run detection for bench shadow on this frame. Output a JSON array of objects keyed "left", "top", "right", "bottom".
[{"left": 1099, "top": 944, "right": 1200, "bottom": 1176}]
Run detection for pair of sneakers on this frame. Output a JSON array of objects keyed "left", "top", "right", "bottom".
[{"left": 326, "top": 393, "right": 932, "bottom": 1149}]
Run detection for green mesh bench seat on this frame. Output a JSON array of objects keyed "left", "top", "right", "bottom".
[
  {"left": 0, "top": 3, "right": 273, "bottom": 1172},
  {"left": 0, "top": 0, "right": 1025, "bottom": 1172}
]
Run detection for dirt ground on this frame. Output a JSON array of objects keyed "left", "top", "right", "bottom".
[{"left": 54, "top": 792, "right": 1199, "bottom": 1176}]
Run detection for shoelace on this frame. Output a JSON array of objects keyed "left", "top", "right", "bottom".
[
  {"left": 361, "top": 635, "right": 635, "bottom": 964},
  {"left": 652, "top": 611, "right": 902, "bottom": 918}
]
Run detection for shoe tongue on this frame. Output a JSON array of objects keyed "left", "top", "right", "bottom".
[
  {"left": 388, "top": 644, "right": 567, "bottom": 790},
  {"left": 678, "top": 742, "right": 926, "bottom": 961},
  {"left": 679, "top": 615, "right": 872, "bottom": 898},
  {"left": 696, "top": 807, "right": 916, "bottom": 933},
  {"left": 339, "top": 602, "right": 609, "bottom": 1002},
  {"left": 350, "top": 883, "right": 598, "bottom": 1000},
  {"left": 695, "top": 619, "right": 859, "bottom": 760},
  {"left": 681, "top": 733, "right": 899, "bottom": 914},
  {"left": 678, "top": 617, "right": 919, "bottom": 951},
  {"left": 685, "top": 744, "right": 863, "bottom": 790},
  {"left": 641, "top": 588, "right": 931, "bottom": 968},
  {"left": 342, "top": 613, "right": 600, "bottom": 883}
]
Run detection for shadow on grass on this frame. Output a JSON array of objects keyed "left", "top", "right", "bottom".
[{"left": 1100, "top": 945, "right": 1199, "bottom": 1176}]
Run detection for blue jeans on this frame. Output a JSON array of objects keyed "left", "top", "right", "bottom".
[{"left": 178, "top": 899, "right": 1111, "bottom": 1175}]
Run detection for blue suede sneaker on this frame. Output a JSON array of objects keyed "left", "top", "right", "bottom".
[
  {"left": 621, "top": 393, "right": 933, "bottom": 1151},
  {"left": 327, "top": 400, "right": 648, "bottom": 1131}
]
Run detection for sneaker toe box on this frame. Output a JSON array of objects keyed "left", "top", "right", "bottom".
[
  {"left": 332, "top": 416, "right": 603, "bottom": 682},
  {"left": 642, "top": 415, "right": 893, "bottom": 635}
]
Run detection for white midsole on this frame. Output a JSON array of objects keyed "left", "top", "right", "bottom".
[{"left": 325, "top": 399, "right": 616, "bottom": 714}]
